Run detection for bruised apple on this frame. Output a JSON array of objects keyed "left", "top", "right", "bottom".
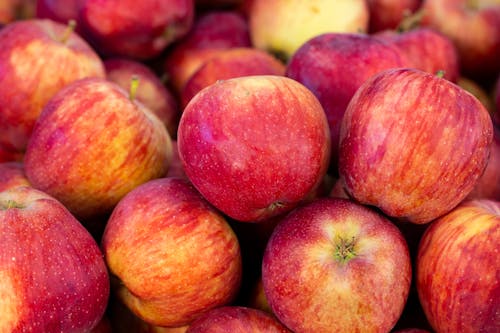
[
  {"left": 339, "top": 68, "right": 493, "bottom": 224},
  {"left": 177, "top": 75, "right": 331, "bottom": 222}
]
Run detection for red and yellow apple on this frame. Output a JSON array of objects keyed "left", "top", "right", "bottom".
[
  {"left": 24, "top": 77, "right": 172, "bottom": 221},
  {"left": 417, "top": 199, "right": 500, "bottom": 332},
  {"left": 262, "top": 198, "right": 412, "bottom": 332},
  {"left": 339, "top": 68, "right": 493, "bottom": 224},
  {"left": 102, "top": 177, "right": 242, "bottom": 327},
  {"left": 177, "top": 75, "right": 331, "bottom": 222},
  {"left": 0, "top": 186, "right": 109, "bottom": 332}
]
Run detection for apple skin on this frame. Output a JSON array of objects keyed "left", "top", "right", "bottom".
[
  {"left": 180, "top": 47, "right": 285, "bottom": 107},
  {"left": 420, "top": 0, "right": 500, "bottom": 80},
  {"left": 166, "top": 140, "right": 188, "bottom": 180},
  {"left": 35, "top": 0, "right": 83, "bottom": 33},
  {"left": 262, "top": 198, "right": 412, "bottom": 333},
  {"left": 0, "top": 18, "right": 105, "bottom": 154},
  {"left": 163, "top": 10, "right": 251, "bottom": 94},
  {"left": 417, "top": 199, "right": 500, "bottom": 332},
  {"left": 104, "top": 58, "right": 180, "bottom": 137},
  {"left": 0, "top": 186, "right": 109, "bottom": 332},
  {"left": 24, "top": 77, "right": 172, "bottom": 221},
  {"left": 178, "top": 75, "right": 331, "bottom": 222},
  {"left": 466, "top": 127, "right": 500, "bottom": 200},
  {"left": 339, "top": 68, "right": 493, "bottom": 224},
  {"left": 286, "top": 33, "right": 408, "bottom": 172},
  {"left": 0, "top": 146, "right": 23, "bottom": 163},
  {"left": 392, "top": 330, "right": 430, "bottom": 333},
  {"left": 457, "top": 76, "right": 495, "bottom": 114},
  {"left": 374, "top": 27, "right": 460, "bottom": 83},
  {"left": 249, "top": 0, "right": 369, "bottom": 61},
  {"left": 0, "top": 162, "right": 30, "bottom": 191},
  {"left": 366, "top": 0, "right": 421, "bottom": 32},
  {"left": 185, "top": 306, "right": 292, "bottom": 333},
  {"left": 102, "top": 177, "right": 242, "bottom": 327},
  {"left": 494, "top": 73, "right": 500, "bottom": 128},
  {"left": 79, "top": 0, "right": 194, "bottom": 60}
]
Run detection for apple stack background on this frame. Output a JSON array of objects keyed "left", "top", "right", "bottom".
[{"left": 0, "top": 0, "right": 499, "bottom": 332}]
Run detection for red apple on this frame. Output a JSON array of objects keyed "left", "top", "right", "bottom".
[
  {"left": 35, "top": 0, "right": 81, "bottom": 27},
  {"left": 457, "top": 76, "right": 495, "bottom": 114},
  {"left": 163, "top": 10, "right": 251, "bottom": 94},
  {"left": 0, "top": 161, "right": 30, "bottom": 191},
  {"left": 0, "top": 186, "right": 109, "bottom": 332},
  {"left": 262, "top": 198, "right": 412, "bottom": 332},
  {"left": 102, "top": 177, "right": 242, "bottom": 327},
  {"left": 286, "top": 33, "right": 408, "bottom": 171},
  {"left": 0, "top": 146, "right": 23, "bottom": 163},
  {"left": 24, "top": 77, "right": 172, "bottom": 221},
  {"left": 249, "top": 0, "right": 369, "bottom": 61},
  {"left": 374, "top": 27, "right": 460, "bottom": 82},
  {"left": 494, "top": 73, "right": 500, "bottom": 127},
  {"left": 420, "top": 0, "right": 500, "bottom": 80},
  {"left": 417, "top": 199, "right": 500, "bottom": 332},
  {"left": 177, "top": 75, "right": 331, "bottom": 222},
  {"left": 367, "top": 0, "right": 422, "bottom": 32},
  {"left": 185, "top": 306, "right": 291, "bottom": 332},
  {"left": 79, "top": 0, "right": 194, "bottom": 59},
  {"left": 104, "top": 58, "right": 180, "bottom": 137},
  {"left": 339, "top": 68, "right": 493, "bottom": 224},
  {"left": 180, "top": 47, "right": 285, "bottom": 107},
  {"left": 393, "top": 330, "right": 430, "bottom": 333},
  {"left": 0, "top": 18, "right": 105, "bottom": 154}
]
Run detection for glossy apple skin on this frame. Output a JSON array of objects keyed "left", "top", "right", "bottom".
[
  {"left": 79, "top": 0, "right": 194, "bottom": 59},
  {"left": 163, "top": 10, "right": 251, "bottom": 93},
  {"left": 178, "top": 75, "right": 331, "bottom": 222},
  {"left": 286, "top": 33, "right": 407, "bottom": 171},
  {"left": 262, "top": 198, "right": 411, "bottom": 333},
  {"left": 420, "top": 0, "right": 500, "bottom": 80},
  {"left": 249, "top": 0, "right": 369, "bottom": 60},
  {"left": 339, "top": 68, "right": 493, "bottom": 224},
  {"left": 0, "top": 19, "right": 105, "bottom": 154},
  {"left": 417, "top": 199, "right": 500, "bottom": 332},
  {"left": 0, "top": 186, "right": 109, "bottom": 332},
  {"left": 0, "top": 162, "right": 30, "bottom": 191},
  {"left": 24, "top": 77, "right": 172, "bottom": 221},
  {"left": 104, "top": 58, "right": 180, "bottom": 137},
  {"left": 374, "top": 27, "right": 459, "bottom": 82},
  {"left": 185, "top": 306, "right": 292, "bottom": 333},
  {"left": 366, "top": 0, "right": 421, "bottom": 32},
  {"left": 180, "top": 47, "right": 285, "bottom": 107},
  {"left": 102, "top": 177, "right": 242, "bottom": 327}
]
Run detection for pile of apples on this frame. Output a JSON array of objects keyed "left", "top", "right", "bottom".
[{"left": 0, "top": 0, "right": 499, "bottom": 332}]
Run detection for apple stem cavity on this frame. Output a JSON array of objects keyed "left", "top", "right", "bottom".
[
  {"left": 334, "top": 236, "right": 357, "bottom": 264},
  {"left": 60, "top": 19, "right": 77, "bottom": 44},
  {"left": 436, "top": 70, "right": 446, "bottom": 78},
  {"left": 0, "top": 199, "right": 24, "bottom": 210},
  {"left": 129, "top": 75, "right": 140, "bottom": 102}
]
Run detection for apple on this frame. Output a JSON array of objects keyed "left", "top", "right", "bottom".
[
  {"left": 24, "top": 77, "right": 172, "bottom": 221},
  {"left": 286, "top": 32, "right": 408, "bottom": 172},
  {"left": 392, "top": 330, "right": 430, "bottom": 333},
  {"left": 246, "top": 277, "right": 273, "bottom": 315},
  {"left": 374, "top": 27, "right": 460, "bottom": 82},
  {"left": 163, "top": 10, "right": 251, "bottom": 94},
  {"left": 367, "top": 0, "right": 422, "bottom": 32},
  {"left": 166, "top": 140, "right": 187, "bottom": 180},
  {"left": 104, "top": 58, "right": 180, "bottom": 137},
  {"left": 339, "top": 68, "right": 493, "bottom": 224},
  {"left": 101, "top": 177, "right": 242, "bottom": 327},
  {"left": 262, "top": 197, "right": 412, "bottom": 332},
  {"left": 0, "top": 146, "right": 23, "bottom": 163},
  {"left": 0, "top": 162, "right": 30, "bottom": 191},
  {"left": 494, "top": 73, "right": 500, "bottom": 127},
  {"left": 249, "top": 0, "right": 369, "bottom": 61},
  {"left": 0, "top": 186, "right": 109, "bottom": 332},
  {"left": 185, "top": 306, "right": 292, "bottom": 332},
  {"left": 0, "top": 0, "right": 21, "bottom": 23},
  {"left": 420, "top": 0, "right": 500, "bottom": 80},
  {"left": 0, "top": 18, "right": 105, "bottom": 155},
  {"left": 180, "top": 47, "right": 285, "bottom": 107},
  {"left": 177, "top": 75, "right": 331, "bottom": 222},
  {"left": 79, "top": 0, "right": 194, "bottom": 60},
  {"left": 35, "top": 0, "right": 81, "bottom": 29},
  {"left": 466, "top": 127, "right": 500, "bottom": 200},
  {"left": 417, "top": 199, "right": 500, "bottom": 332}
]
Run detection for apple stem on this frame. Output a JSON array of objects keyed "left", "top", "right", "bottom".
[
  {"left": 60, "top": 19, "right": 77, "bottom": 44},
  {"left": 396, "top": 9, "right": 424, "bottom": 33},
  {"left": 334, "top": 236, "right": 357, "bottom": 264},
  {"left": 129, "top": 75, "right": 140, "bottom": 102},
  {"left": 435, "top": 70, "right": 446, "bottom": 78},
  {"left": 0, "top": 200, "right": 24, "bottom": 210}
]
